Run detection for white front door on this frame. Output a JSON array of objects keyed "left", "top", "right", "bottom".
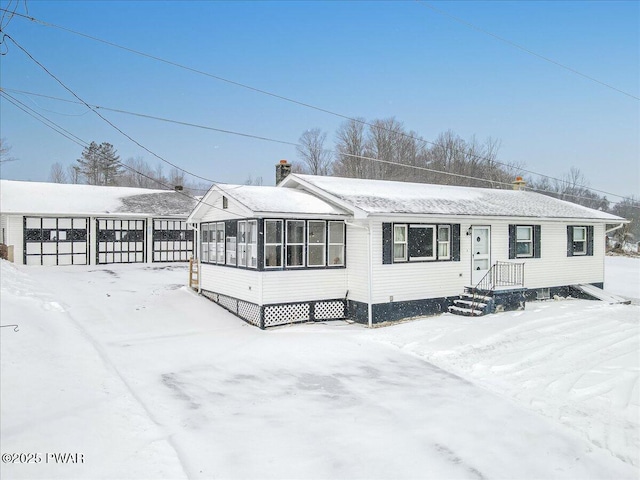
[{"left": 471, "top": 226, "right": 491, "bottom": 285}]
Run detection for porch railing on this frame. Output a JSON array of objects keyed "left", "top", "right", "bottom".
[{"left": 475, "top": 261, "right": 525, "bottom": 292}]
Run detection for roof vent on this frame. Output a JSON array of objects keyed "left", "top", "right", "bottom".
[{"left": 174, "top": 185, "right": 183, "bottom": 191}]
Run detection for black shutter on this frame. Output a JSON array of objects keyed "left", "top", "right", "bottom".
[
  {"left": 382, "top": 223, "right": 392, "bottom": 264},
  {"left": 533, "top": 225, "right": 541, "bottom": 258},
  {"left": 587, "top": 226, "right": 594, "bottom": 256},
  {"left": 567, "top": 226, "right": 574, "bottom": 257},
  {"left": 508, "top": 224, "right": 516, "bottom": 259},
  {"left": 451, "top": 224, "right": 460, "bottom": 262}
]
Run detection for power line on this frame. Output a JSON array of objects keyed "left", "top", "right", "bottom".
[
  {"left": 415, "top": 1, "right": 639, "bottom": 101},
  {"left": 2, "top": 33, "right": 226, "bottom": 186},
  {"left": 4, "top": 86, "right": 634, "bottom": 206},
  {"left": 0, "top": 90, "right": 241, "bottom": 216},
  {"left": 1, "top": 10, "right": 631, "bottom": 202}
]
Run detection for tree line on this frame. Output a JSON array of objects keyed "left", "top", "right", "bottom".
[
  {"left": 48, "top": 141, "right": 209, "bottom": 195},
  {"left": 294, "top": 118, "right": 639, "bottom": 245}
]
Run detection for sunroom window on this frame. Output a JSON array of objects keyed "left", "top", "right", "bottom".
[
  {"left": 215, "top": 223, "right": 225, "bottom": 264},
  {"left": 328, "top": 221, "right": 345, "bottom": 266},
  {"left": 286, "top": 220, "right": 305, "bottom": 267},
  {"left": 247, "top": 220, "right": 258, "bottom": 268},
  {"left": 237, "top": 221, "right": 247, "bottom": 267},
  {"left": 265, "top": 220, "right": 283, "bottom": 268},
  {"left": 307, "top": 221, "right": 326, "bottom": 267}
]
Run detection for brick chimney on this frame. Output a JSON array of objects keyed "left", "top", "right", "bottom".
[
  {"left": 275, "top": 159, "right": 291, "bottom": 185},
  {"left": 512, "top": 176, "right": 526, "bottom": 191}
]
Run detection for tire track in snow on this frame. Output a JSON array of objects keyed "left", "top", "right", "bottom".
[{"left": 25, "top": 270, "right": 194, "bottom": 480}]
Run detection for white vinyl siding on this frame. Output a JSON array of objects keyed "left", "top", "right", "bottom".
[
  {"left": 199, "top": 264, "right": 261, "bottom": 304},
  {"left": 261, "top": 269, "right": 347, "bottom": 304}
]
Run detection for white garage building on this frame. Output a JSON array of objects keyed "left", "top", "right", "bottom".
[{"left": 0, "top": 180, "right": 197, "bottom": 266}]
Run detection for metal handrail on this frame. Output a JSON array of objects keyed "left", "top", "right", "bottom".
[{"left": 470, "top": 261, "right": 525, "bottom": 313}]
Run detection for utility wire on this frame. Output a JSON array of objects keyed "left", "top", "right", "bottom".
[
  {"left": 0, "top": 90, "right": 247, "bottom": 217},
  {"left": 415, "top": 1, "right": 639, "bottom": 101},
  {"left": 0, "top": 10, "right": 630, "bottom": 200},
  {"left": 2, "top": 33, "right": 226, "bottom": 186},
  {"left": 4, "top": 86, "right": 635, "bottom": 207}
]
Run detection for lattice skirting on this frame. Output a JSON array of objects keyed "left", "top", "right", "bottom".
[{"left": 200, "top": 290, "right": 345, "bottom": 329}]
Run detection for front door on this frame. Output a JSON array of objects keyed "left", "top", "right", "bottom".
[{"left": 471, "top": 226, "right": 491, "bottom": 285}]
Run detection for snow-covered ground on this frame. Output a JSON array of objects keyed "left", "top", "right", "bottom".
[{"left": 1, "top": 257, "right": 638, "bottom": 479}]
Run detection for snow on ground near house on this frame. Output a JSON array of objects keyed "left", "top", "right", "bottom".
[
  {"left": 1, "top": 258, "right": 638, "bottom": 479},
  {"left": 369, "top": 256, "right": 640, "bottom": 470}
]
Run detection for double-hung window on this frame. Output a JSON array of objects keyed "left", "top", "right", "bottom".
[
  {"left": 286, "top": 220, "right": 305, "bottom": 267},
  {"left": 516, "top": 226, "right": 533, "bottom": 257},
  {"left": 394, "top": 224, "right": 408, "bottom": 262},
  {"left": 328, "top": 221, "right": 345, "bottom": 266},
  {"left": 572, "top": 226, "right": 587, "bottom": 255},
  {"left": 307, "top": 221, "right": 326, "bottom": 267},
  {"left": 437, "top": 225, "right": 450, "bottom": 260},
  {"left": 265, "top": 220, "right": 283, "bottom": 268}
]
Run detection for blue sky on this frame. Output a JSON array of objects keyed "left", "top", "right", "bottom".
[{"left": 0, "top": 1, "right": 638, "bottom": 199}]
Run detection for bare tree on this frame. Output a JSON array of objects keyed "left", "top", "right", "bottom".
[
  {"left": 333, "top": 118, "right": 367, "bottom": 178},
  {"left": 67, "top": 164, "right": 81, "bottom": 184},
  {"left": 48, "top": 162, "right": 67, "bottom": 183},
  {"left": 118, "top": 156, "right": 157, "bottom": 188},
  {"left": 244, "top": 174, "right": 264, "bottom": 186},
  {"left": 0, "top": 138, "right": 16, "bottom": 164},
  {"left": 296, "top": 128, "right": 332, "bottom": 175}
]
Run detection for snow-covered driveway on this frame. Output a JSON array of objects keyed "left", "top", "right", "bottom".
[{"left": 1, "top": 260, "right": 638, "bottom": 479}]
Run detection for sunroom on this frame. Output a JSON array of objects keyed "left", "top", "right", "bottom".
[{"left": 187, "top": 184, "right": 350, "bottom": 328}]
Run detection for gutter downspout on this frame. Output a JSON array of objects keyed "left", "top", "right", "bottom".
[
  {"left": 605, "top": 223, "right": 624, "bottom": 234},
  {"left": 345, "top": 220, "right": 373, "bottom": 328}
]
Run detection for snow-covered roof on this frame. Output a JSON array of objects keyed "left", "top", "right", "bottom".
[
  {"left": 214, "top": 184, "right": 347, "bottom": 216},
  {"left": 0, "top": 180, "right": 197, "bottom": 217},
  {"left": 284, "top": 174, "right": 625, "bottom": 221}
]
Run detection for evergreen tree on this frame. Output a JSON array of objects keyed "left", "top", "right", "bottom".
[{"left": 77, "top": 141, "right": 122, "bottom": 185}]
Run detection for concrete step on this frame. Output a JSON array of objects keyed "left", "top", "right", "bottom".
[
  {"left": 454, "top": 299, "right": 487, "bottom": 309},
  {"left": 448, "top": 305, "right": 485, "bottom": 316},
  {"left": 460, "top": 292, "right": 493, "bottom": 303}
]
